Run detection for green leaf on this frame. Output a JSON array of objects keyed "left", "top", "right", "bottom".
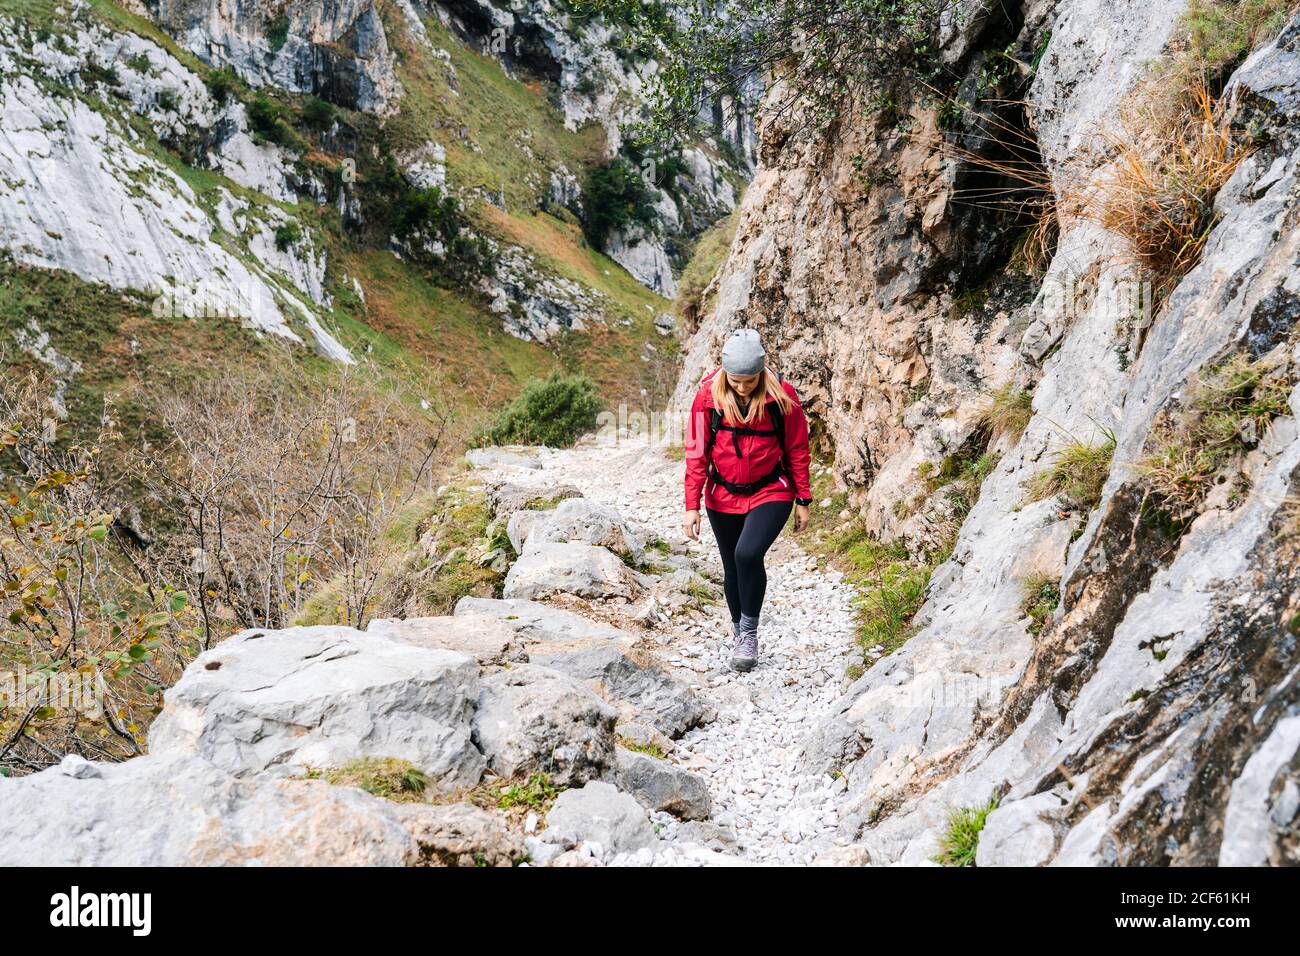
[
  {"left": 169, "top": 591, "right": 188, "bottom": 612},
  {"left": 127, "top": 644, "right": 148, "bottom": 662}
]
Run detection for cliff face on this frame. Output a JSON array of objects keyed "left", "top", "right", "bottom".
[
  {"left": 0, "top": 0, "right": 751, "bottom": 427},
  {"left": 675, "top": 0, "right": 1300, "bottom": 865}
]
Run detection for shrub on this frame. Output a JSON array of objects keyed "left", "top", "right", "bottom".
[
  {"left": 1027, "top": 427, "right": 1117, "bottom": 510},
  {"left": 933, "top": 796, "right": 999, "bottom": 866},
  {"left": 583, "top": 158, "right": 657, "bottom": 248},
  {"left": 366, "top": 159, "right": 493, "bottom": 282},
  {"left": 82, "top": 62, "right": 121, "bottom": 88},
  {"left": 274, "top": 221, "right": 303, "bottom": 252},
  {"left": 315, "top": 758, "right": 430, "bottom": 802},
  {"left": 1138, "top": 353, "right": 1292, "bottom": 519},
  {"left": 205, "top": 67, "right": 238, "bottom": 105},
  {"left": 0, "top": 372, "right": 196, "bottom": 776},
  {"left": 479, "top": 373, "right": 603, "bottom": 448},
  {"left": 981, "top": 382, "right": 1035, "bottom": 439},
  {"left": 267, "top": 14, "right": 291, "bottom": 54},
  {"left": 247, "top": 93, "right": 306, "bottom": 152},
  {"left": 157, "top": 88, "right": 180, "bottom": 114},
  {"left": 1021, "top": 572, "right": 1061, "bottom": 635},
  {"left": 302, "top": 95, "right": 337, "bottom": 132}
]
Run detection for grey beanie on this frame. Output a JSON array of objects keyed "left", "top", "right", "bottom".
[{"left": 721, "top": 328, "right": 765, "bottom": 375}]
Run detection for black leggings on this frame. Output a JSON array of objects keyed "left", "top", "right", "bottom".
[{"left": 705, "top": 500, "right": 792, "bottom": 621}]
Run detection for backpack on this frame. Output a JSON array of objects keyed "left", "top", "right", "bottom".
[{"left": 703, "top": 369, "right": 791, "bottom": 496}]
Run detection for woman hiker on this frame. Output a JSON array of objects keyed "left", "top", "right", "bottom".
[{"left": 682, "top": 328, "right": 813, "bottom": 673}]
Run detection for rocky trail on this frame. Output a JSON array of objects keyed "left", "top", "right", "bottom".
[
  {"left": 466, "top": 438, "right": 861, "bottom": 864},
  {"left": 0, "top": 433, "right": 867, "bottom": 867}
]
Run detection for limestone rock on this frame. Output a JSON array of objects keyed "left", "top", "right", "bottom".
[
  {"left": 368, "top": 614, "right": 528, "bottom": 666},
  {"left": 524, "top": 497, "right": 646, "bottom": 563},
  {"left": 145, "top": 0, "right": 403, "bottom": 115},
  {"left": 974, "top": 793, "right": 1066, "bottom": 867},
  {"left": 0, "top": 754, "right": 519, "bottom": 866},
  {"left": 613, "top": 747, "right": 712, "bottom": 821},
  {"left": 502, "top": 542, "right": 642, "bottom": 601},
  {"left": 148, "top": 626, "right": 485, "bottom": 791},
  {"left": 506, "top": 509, "right": 546, "bottom": 554},
  {"left": 531, "top": 644, "right": 711, "bottom": 738},
  {"left": 393, "top": 802, "right": 526, "bottom": 868},
  {"left": 811, "top": 845, "right": 873, "bottom": 867},
  {"left": 543, "top": 780, "right": 659, "bottom": 856},
  {"left": 455, "top": 596, "right": 637, "bottom": 650},
  {"left": 485, "top": 480, "right": 583, "bottom": 518},
  {"left": 471, "top": 664, "right": 617, "bottom": 786}
]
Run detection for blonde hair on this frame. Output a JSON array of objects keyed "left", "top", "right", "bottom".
[{"left": 710, "top": 365, "right": 793, "bottom": 426}]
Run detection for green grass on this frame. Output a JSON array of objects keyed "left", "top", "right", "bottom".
[
  {"left": 310, "top": 757, "right": 430, "bottom": 802},
  {"left": 1181, "top": 0, "right": 1300, "bottom": 78},
  {"left": 1027, "top": 427, "right": 1117, "bottom": 510},
  {"left": 933, "top": 796, "right": 999, "bottom": 866},
  {"left": 619, "top": 737, "right": 667, "bottom": 760},
  {"left": 683, "top": 576, "right": 720, "bottom": 606},
  {"left": 842, "top": 534, "right": 936, "bottom": 659},
  {"left": 492, "top": 772, "right": 562, "bottom": 812},
  {"left": 674, "top": 208, "right": 739, "bottom": 326},
  {"left": 382, "top": 12, "right": 606, "bottom": 213},
  {"left": 922, "top": 449, "right": 1001, "bottom": 518},
  {"left": 0, "top": 259, "right": 268, "bottom": 442},
  {"left": 795, "top": 464, "right": 946, "bottom": 673},
  {"left": 1021, "top": 573, "right": 1061, "bottom": 635},
  {"left": 980, "top": 382, "right": 1035, "bottom": 440},
  {"left": 1138, "top": 353, "right": 1293, "bottom": 519}
]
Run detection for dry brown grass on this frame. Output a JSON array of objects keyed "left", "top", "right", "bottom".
[
  {"left": 1026, "top": 426, "right": 1118, "bottom": 510},
  {"left": 1079, "top": 78, "right": 1251, "bottom": 297},
  {"left": 934, "top": 95, "right": 1061, "bottom": 274},
  {"left": 1138, "top": 353, "right": 1293, "bottom": 519},
  {"left": 980, "top": 381, "right": 1035, "bottom": 440}
]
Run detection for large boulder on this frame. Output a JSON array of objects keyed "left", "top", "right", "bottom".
[
  {"left": 613, "top": 747, "right": 712, "bottom": 821},
  {"left": 471, "top": 664, "right": 618, "bottom": 786},
  {"left": 531, "top": 644, "right": 712, "bottom": 738},
  {"left": 503, "top": 542, "right": 643, "bottom": 601},
  {"left": 506, "top": 509, "right": 547, "bottom": 554},
  {"left": 455, "top": 596, "right": 636, "bottom": 650},
  {"left": 368, "top": 614, "right": 527, "bottom": 666},
  {"left": 543, "top": 780, "right": 659, "bottom": 855},
  {"left": 485, "top": 480, "right": 582, "bottom": 517},
  {"left": 148, "top": 626, "right": 485, "bottom": 791},
  {"left": 0, "top": 754, "right": 523, "bottom": 866},
  {"left": 524, "top": 497, "right": 645, "bottom": 562}
]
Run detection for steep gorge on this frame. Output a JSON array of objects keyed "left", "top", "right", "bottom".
[
  {"left": 676, "top": 0, "right": 1300, "bottom": 864},
  {"left": 0, "top": 0, "right": 1297, "bottom": 868}
]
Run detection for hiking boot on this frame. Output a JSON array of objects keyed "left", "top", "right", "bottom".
[{"left": 731, "top": 631, "right": 758, "bottom": 672}]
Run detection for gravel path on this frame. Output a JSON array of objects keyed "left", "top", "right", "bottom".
[{"left": 471, "top": 437, "right": 859, "bottom": 864}]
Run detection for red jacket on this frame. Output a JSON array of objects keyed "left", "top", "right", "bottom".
[{"left": 684, "top": 367, "right": 813, "bottom": 514}]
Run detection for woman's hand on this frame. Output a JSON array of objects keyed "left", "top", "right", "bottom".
[
  {"left": 793, "top": 503, "right": 810, "bottom": 534},
  {"left": 683, "top": 509, "right": 701, "bottom": 541}
]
